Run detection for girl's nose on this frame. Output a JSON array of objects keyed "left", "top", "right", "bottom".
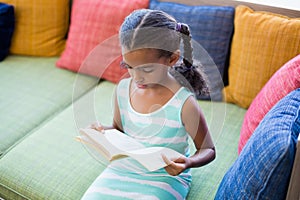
[{"left": 132, "top": 71, "right": 144, "bottom": 83}]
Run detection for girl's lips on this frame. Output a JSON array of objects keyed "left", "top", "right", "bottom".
[{"left": 136, "top": 83, "right": 147, "bottom": 89}]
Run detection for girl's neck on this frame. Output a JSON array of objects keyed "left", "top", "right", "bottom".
[
  {"left": 132, "top": 73, "right": 180, "bottom": 92},
  {"left": 129, "top": 75, "right": 182, "bottom": 114}
]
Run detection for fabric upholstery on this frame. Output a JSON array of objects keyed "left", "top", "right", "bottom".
[
  {"left": 215, "top": 88, "right": 300, "bottom": 200},
  {"left": 150, "top": 0, "right": 234, "bottom": 101},
  {"left": 0, "top": 103, "right": 106, "bottom": 199},
  {"left": 223, "top": 5, "right": 300, "bottom": 108},
  {"left": 56, "top": 0, "right": 149, "bottom": 83},
  {"left": 239, "top": 54, "right": 300, "bottom": 153},
  {"left": 0, "top": 56, "right": 98, "bottom": 155},
  {"left": 0, "top": 80, "right": 246, "bottom": 199},
  {"left": 188, "top": 101, "right": 246, "bottom": 199},
  {"left": 0, "top": 3, "right": 14, "bottom": 61},
  {"left": 1, "top": 0, "right": 69, "bottom": 56}
]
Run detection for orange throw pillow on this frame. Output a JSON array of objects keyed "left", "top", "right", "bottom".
[
  {"left": 223, "top": 5, "right": 300, "bottom": 108},
  {"left": 2, "top": 0, "right": 69, "bottom": 56}
]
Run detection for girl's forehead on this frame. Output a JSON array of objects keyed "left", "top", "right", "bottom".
[
  {"left": 124, "top": 48, "right": 158, "bottom": 56},
  {"left": 123, "top": 49, "right": 160, "bottom": 64}
]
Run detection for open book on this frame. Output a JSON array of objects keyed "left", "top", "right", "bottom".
[{"left": 76, "top": 128, "right": 184, "bottom": 171}]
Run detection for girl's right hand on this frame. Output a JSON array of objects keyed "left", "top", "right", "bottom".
[{"left": 88, "top": 122, "right": 105, "bottom": 133}]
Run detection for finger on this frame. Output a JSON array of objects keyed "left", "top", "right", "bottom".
[
  {"left": 174, "top": 156, "right": 186, "bottom": 163},
  {"left": 89, "top": 122, "right": 98, "bottom": 128},
  {"left": 162, "top": 154, "right": 173, "bottom": 166},
  {"left": 95, "top": 125, "right": 104, "bottom": 132}
]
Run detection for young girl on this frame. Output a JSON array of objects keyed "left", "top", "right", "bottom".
[{"left": 82, "top": 9, "right": 215, "bottom": 199}]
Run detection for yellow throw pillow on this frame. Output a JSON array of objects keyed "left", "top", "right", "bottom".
[
  {"left": 223, "top": 5, "right": 300, "bottom": 108},
  {"left": 2, "top": 0, "right": 69, "bottom": 56}
]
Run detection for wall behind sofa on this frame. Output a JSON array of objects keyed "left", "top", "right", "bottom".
[{"left": 235, "top": 0, "right": 300, "bottom": 11}]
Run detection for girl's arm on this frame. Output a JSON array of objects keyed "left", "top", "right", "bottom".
[
  {"left": 182, "top": 96, "right": 215, "bottom": 168},
  {"left": 112, "top": 88, "right": 123, "bottom": 131},
  {"left": 164, "top": 96, "right": 215, "bottom": 175}
]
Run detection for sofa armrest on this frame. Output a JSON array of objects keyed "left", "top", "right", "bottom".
[{"left": 286, "top": 135, "right": 300, "bottom": 200}]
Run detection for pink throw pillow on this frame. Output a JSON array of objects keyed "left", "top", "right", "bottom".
[
  {"left": 56, "top": 0, "right": 149, "bottom": 83},
  {"left": 238, "top": 54, "right": 300, "bottom": 154}
]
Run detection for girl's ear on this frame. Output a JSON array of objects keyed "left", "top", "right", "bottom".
[{"left": 168, "top": 50, "right": 180, "bottom": 66}]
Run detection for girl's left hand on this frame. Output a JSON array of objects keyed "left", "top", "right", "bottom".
[{"left": 162, "top": 155, "right": 190, "bottom": 176}]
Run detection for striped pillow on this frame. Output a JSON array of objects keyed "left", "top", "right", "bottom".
[
  {"left": 56, "top": 0, "right": 149, "bottom": 83},
  {"left": 2, "top": 0, "right": 69, "bottom": 56},
  {"left": 239, "top": 54, "right": 300, "bottom": 153},
  {"left": 223, "top": 5, "right": 300, "bottom": 108}
]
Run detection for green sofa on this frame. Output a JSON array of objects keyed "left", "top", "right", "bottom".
[
  {"left": 0, "top": 0, "right": 299, "bottom": 199},
  {"left": 0, "top": 55, "right": 246, "bottom": 199}
]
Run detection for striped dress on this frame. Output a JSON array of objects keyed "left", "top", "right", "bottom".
[{"left": 82, "top": 78, "right": 193, "bottom": 200}]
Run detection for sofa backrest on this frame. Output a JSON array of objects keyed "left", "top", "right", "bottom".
[{"left": 160, "top": 0, "right": 300, "bottom": 17}]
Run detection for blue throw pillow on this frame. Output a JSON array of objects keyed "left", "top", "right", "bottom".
[
  {"left": 215, "top": 88, "right": 300, "bottom": 200},
  {"left": 150, "top": 0, "right": 234, "bottom": 101},
  {"left": 0, "top": 3, "right": 14, "bottom": 61}
]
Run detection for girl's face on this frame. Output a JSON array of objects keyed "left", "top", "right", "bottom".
[{"left": 122, "top": 49, "right": 173, "bottom": 89}]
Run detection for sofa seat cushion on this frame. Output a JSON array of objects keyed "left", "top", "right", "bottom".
[
  {"left": 215, "top": 88, "right": 300, "bottom": 200},
  {"left": 0, "top": 104, "right": 105, "bottom": 199},
  {"left": 188, "top": 100, "right": 246, "bottom": 199},
  {"left": 0, "top": 81, "right": 115, "bottom": 199},
  {"left": 0, "top": 80, "right": 246, "bottom": 199},
  {"left": 0, "top": 56, "right": 98, "bottom": 155}
]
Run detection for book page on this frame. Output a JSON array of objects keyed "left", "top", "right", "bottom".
[
  {"left": 79, "top": 128, "right": 145, "bottom": 160},
  {"left": 76, "top": 135, "right": 112, "bottom": 160},
  {"left": 79, "top": 128, "right": 123, "bottom": 160},
  {"left": 125, "top": 147, "right": 184, "bottom": 171},
  {"left": 78, "top": 128, "right": 184, "bottom": 171},
  {"left": 104, "top": 129, "right": 145, "bottom": 151}
]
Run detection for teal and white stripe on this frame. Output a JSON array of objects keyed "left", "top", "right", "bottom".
[{"left": 82, "top": 78, "right": 193, "bottom": 199}]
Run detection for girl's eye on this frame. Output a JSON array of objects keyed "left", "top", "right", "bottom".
[
  {"left": 141, "top": 67, "right": 154, "bottom": 73},
  {"left": 120, "top": 61, "right": 132, "bottom": 69},
  {"left": 120, "top": 61, "right": 155, "bottom": 72}
]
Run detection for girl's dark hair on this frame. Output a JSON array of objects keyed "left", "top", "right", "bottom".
[{"left": 119, "top": 9, "right": 209, "bottom": 96}]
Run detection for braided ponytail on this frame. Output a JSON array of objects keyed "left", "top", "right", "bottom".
[
  {"left": 177, "top": 23, "right": 193, "bottom": 67},
  {"left": 172, "top": 23, "right": 209, "bottom": 97}
]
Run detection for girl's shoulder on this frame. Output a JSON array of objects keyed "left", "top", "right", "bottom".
[
  {"left": 175, "top": 87, "right": 194, "bottom": 101},
  {"left": 183, "top": 96, "right": 204, "bottom": 126}
]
